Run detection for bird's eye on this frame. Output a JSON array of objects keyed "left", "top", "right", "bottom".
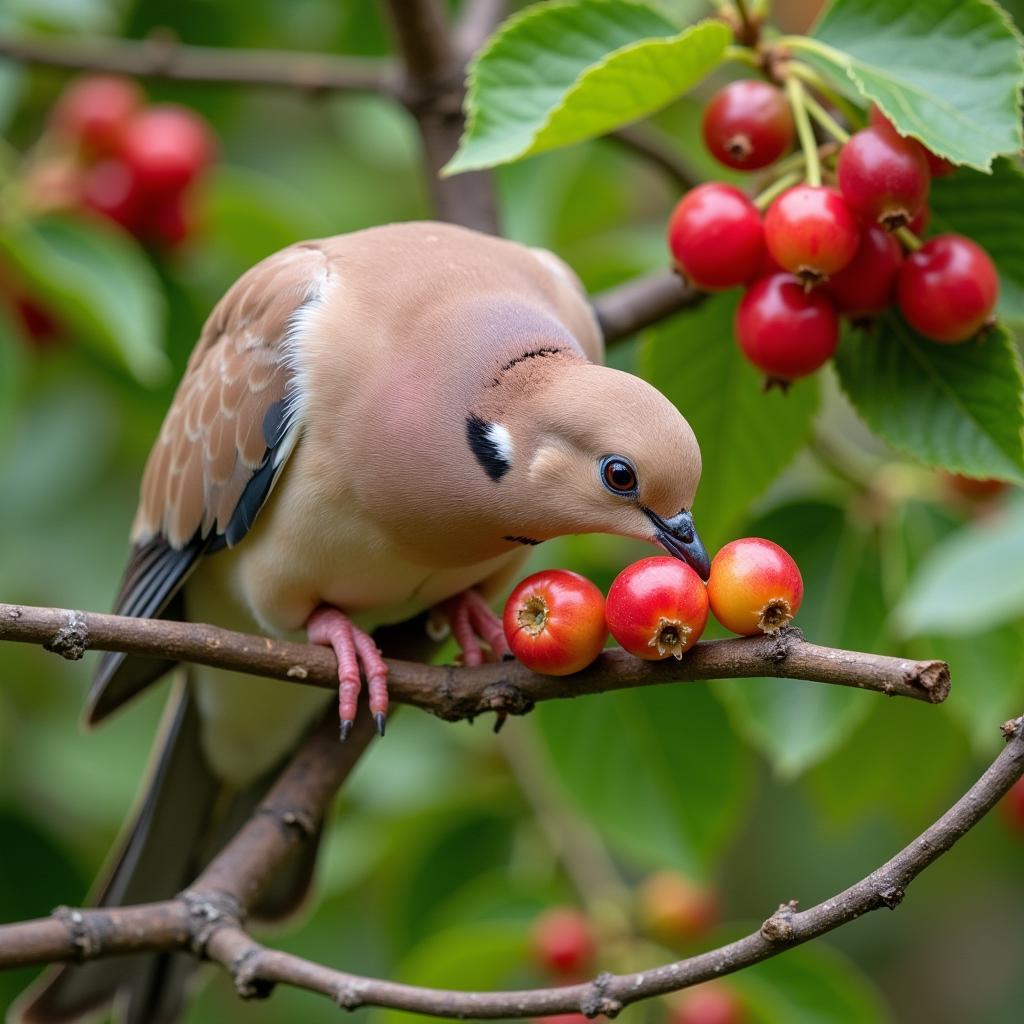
[{"left": 600, "top": 456, "right": 638, "bottom": 495}]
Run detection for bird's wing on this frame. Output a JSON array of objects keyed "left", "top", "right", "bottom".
[{"left": 87, "top": 242, "right": 334, "bottom": 724}]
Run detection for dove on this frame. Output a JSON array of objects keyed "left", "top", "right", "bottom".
[{"left": 14, "top": 221, "right": 707, "bottom": 1024}]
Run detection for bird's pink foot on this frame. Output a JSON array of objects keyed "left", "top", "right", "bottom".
[
  {"left": 306, "top": 606, "right": 389, "bottom": 741},
  {"left": 440, "top": 589, "right": 510, "bottom": 667}
]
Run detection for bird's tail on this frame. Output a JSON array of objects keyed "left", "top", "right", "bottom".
[{"left": 9, "top": 680, "right": 321, "bottom": 1024}]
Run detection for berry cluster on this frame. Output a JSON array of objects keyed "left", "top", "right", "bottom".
[
  {"left": 668, "top": 81, "right": 1001, "bottom": 384},
  {"left": 26, "top": 75, "right": 216, "bottom": 249},
  {"left": 503, "top": 538, "right": 802, "bottom": 676},
  {"left": 528, "top": 882, "right": 743, "bottom": 1024}
]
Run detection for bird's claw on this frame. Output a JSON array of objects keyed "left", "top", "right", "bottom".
[
  {"left": 441, "top": 589, "right": 509, "bottom": 667},
  {"left": 307, "top": 605, "right": 389, "bottom": 743}
]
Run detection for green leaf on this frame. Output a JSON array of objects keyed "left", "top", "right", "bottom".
[
  {"left": 893, "top": 495, "right": 1024, "bottom": 636},
  {"left": 641, "top": 292, "right": 820, "bottom": 553},
  {"left": 0, "top": 216, "right": 168, "bottom": 385},
  {"left": 713, "top": 502, "right": 885, "bottom": 778},
  {"left": 929, "top": 158, "right": 1024, "bottom": 327},
  {"left": 444, "top": 1, "right": 729, "bottom": 174},
  {"left": 534, "top": 686, "right": 751, "bottom": 874},
  {"left": 801, "top": 0, "right": 1024, "bottom": 170},
  {"left": 731, "top": 938, "right": 893, "bottom": 1024},
  {"left": 833, "top": 317, "right": 1024, "bottom": 483}
]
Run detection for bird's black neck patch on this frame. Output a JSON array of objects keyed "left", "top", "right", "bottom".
[
  {"left": 504, "top": 535, "right": 541, "bottom": 546},
  {"left": 466, "top": 415, "right": 511, "bottom": 481}
]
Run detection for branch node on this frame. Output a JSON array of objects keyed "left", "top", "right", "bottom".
[
  {"left": 907, "top": 660, "right": 951, "bottom": 704},
  {"left": 257, "top": 806, "right": 318, "bottom": 839},
  {"left": 480, "top": 681, "right": 534, "bottom": 718},
  {"left": 1001, "top": 716, "right": 1024, "bottom": 741},
  {"left": 877, "top": 885, "right": 905, "bottom": 910},
  {"left": 180, "top": 889, "right": 243, "bottom": 957},
  {"left": 764, "top": 626, "right": 801, "bottom": 665},
  {"left": 231, "top": 945, "right": 275, "bottom": 1000},
  {"left": 52, "top": 905, "right": 99, "bottom": 961},
  {"left": 335, "top": 981, "right": 369, "bottom": 1011},
  {"left": 581, "top": 972, "right": 622, "bottom": 1018},
  {"left": 760, "top": 899, "right": 800, "bottom": 944},
  {"left": 43, "top": 610, "right": 89, "bottom": 661}
]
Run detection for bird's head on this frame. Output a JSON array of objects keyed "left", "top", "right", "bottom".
[{"left": 463, "top": 355, "right": 709, "bottom": 579}]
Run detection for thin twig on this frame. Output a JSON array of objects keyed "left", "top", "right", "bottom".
[
  {"left": 605, "top": 125, "right": 701, "bottom": 191},
  {"left": 0, "top": 605, "right": 952, "bottom": 716},
  {"left": 592, "top": 269, "right": 706, "bottom": 344},
  {"left": 7, "top": 715, "right": 1019, "bottom": 1017},
  {"left": 0, "top": 34, "right": 398, "bottom": 95}
]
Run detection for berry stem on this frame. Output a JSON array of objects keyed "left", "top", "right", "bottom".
[
  {"left": 784, "top": 75, "right": 821, "bottom": 187},
  {"left": 722, "top": 44, "right": 761, "bottom": 70},
  {"left": 785, "top": 61, "right": 862, "bottom": 128},
  {"left": 802, "top": 91, "right": 851, "bottom": 144},
  {"left": 732, "top": 0, "right": 758, "bottom": 44},
  {"left": 896, "top": 226, "right": 922, "bottom": 251},
  {"left": 752, "top": 169, "right": 802, "bottom": 211}
]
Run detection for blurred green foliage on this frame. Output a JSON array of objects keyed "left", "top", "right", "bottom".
[{"left": 1, "top": 2, "right": 1023, "bottom": 1024}]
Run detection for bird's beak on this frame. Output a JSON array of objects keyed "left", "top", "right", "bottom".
[{"left": 643, "top": 508, "right": 711, "bottom": 581}]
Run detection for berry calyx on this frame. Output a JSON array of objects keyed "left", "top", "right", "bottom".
[
  {"left": 701, "top": 80, "right": 794, "bottom": 171},
  {"left": 707, "top": 538, "right": 803, "bottom": 636},
  {"left": 670, "top": 984, "right": 745, "bottom": 1024},
  {"left": 838, "top": 126, "right": 930, "bottom": 230},
  {"left": 50, "top": 75, "right": 144, "bottom": 156},
  {"left": 825, "top": 224, "right": 903, "bottom": 317},
  {"left": 735, "top": 273, "right": 838, "bottom": 381},
  {"left": 117, "top": 104, "right": 216, "bottom": 197},
  {"left": 503, "top": 570, "right": 607, "bottom": 676},
  {"left": 667, "top": 184, "right": 765, "bottom": 290},
  {"left": 637, "top": 871, "right": 718, "bottom": 945},
  {"left": 530, "top": 908, "right": 596, "bottom": 977},
  {"left": 763, "top": 186, "right": 859, "bottom": 285},
  {"left": 605, "top": 557, "right": 709, "bottom": 661},
  {"left": 897, "top": 234, "right": 999, "bottom": 343}
]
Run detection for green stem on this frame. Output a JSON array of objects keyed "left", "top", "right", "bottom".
[
  {"left": 896, "top": 226, "right": 922, "bottom": 251},
  {"left": 803, "top": 91, "right": 851, "bottom": 144},
  {"left": 753, "top": 169, "right": 802, "bottom": 210},
  {"left": 786, "top": 61, "right": 862, "bottom": 127},
  {"left": 785, "top": 75, "right": 820, "bottom": 187},
  {"left": 723, "top": 44, "right": 760, "bottom": 69}
]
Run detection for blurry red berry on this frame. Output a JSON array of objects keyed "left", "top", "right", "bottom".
[
  {"left": 701, "top": 80, "right": 794, "bottom": 171},
  {"left": 838, "top": 126, "right": 930, "bottom": 230},
  {"left": 530, "top": 908, "right": 596, "bottom": 977},
  {"left": 670, "top": 984, "right": 745, "bottom": 1024},
  {"left": 898, "top": 235, "right": 999, "bottom": 342},
  {"left": 763, "top": 186, "right": 859, "bottom": 284},
  {"left": 825, "top": 224, "right": 902, "bottom": 316},
  {"left": 907, "top": 206, "right": 930, "bottom": 239},
  {"left": 638, "top": 871, "right": 718, "bottom": 944},
  {"left": 503, "top": 570, "right": 607, "bottom": 676},
  {"left": 50, "top": 75, "right": 144, "bottom": 155},
  {"left": 667, "top": 184, "right": 764, "bottom": 290},
  {"left": 605, "top": 557, "right": 709, "bottom": 661},
  {"left": 146, "top": 192, "right": 195, "bottom": 249},
  {"left": 118, "top": 104, "right": 215, "bottom": 197},
  {"left": 81, "top": 159, "right": 145, "bottom": 233},
  {"left": 735, "top": 273, "right": 838, "bottom": 380},
  {"left": 869, "top": 107, "right": 956, "bottom": 178},
  {"left": 707, "top": 538, "right": 803, "bottom": 636},
  {"left": 12, "top": 295, "right": 62, "bottom": 349},
  {"left": 1000, "top": 776, "right": 1024, "bottom": 835}
]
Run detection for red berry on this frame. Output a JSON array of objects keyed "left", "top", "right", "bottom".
[
  {"left": 869, "top": 107, "right": 956, "bottom": 178},
  {"left": 81, "top": 159, "right": 146, "bottom": 233},
  {"left": 734, "top": 273, "right": 838, "bottom": 380},
  {"left": 898, "top": 234, "right": 999, "bottom": 343},
  {"left": 503, "top": 570, "right": 607, "bottom": 676},
  {"left": 117, "top": 104, "right": 215, "bottom": 197},
  {"left": 907, "top": 205, "right": 930, "bottom": 239},
  {"left": 825, "top": 224, "right": 902, "bottom": 316},
  {"left": 146, "top": 192, "right": 195, "bottom": 249},
  {"left": 637, "top": 871, "right": 718, "bottom": 944},
  {"left": 12, "top": 295, "right": 62, "bottom": 349},
  {"left": 707, "top": 538, "right": 803, "bottom": 636},
  {"left": 1000, "top": 776, "right": 1024, "bottom": 836},
  {"left": 50, "top": 75, "right": 144, "bottom": 155},
  {"left": 838, "top": 126, "right": 930, "bottom": 230},
  {"left": 701, "top": 80, "right": 794, "bottom": 171},
  {"left": 667, "top": 184, "right": 765, "bottom": 290},
  {"left": 605, "top": 556, "right": 709, "bottom": 661},
  {"left": 530, "top": 908, "right": 596, "bottom": 976},
  {"left": 670, "top": 984, "right": 745, "bottom": 1024},
  {"left": 763, "top": 186, "right": 859, "bottom": 284}
]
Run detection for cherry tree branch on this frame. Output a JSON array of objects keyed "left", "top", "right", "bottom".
[
  {"left": 605, "top": 124, "right": 701, "bottom": 191},
  {"left": 0, "top": 34, "right": 397, "bottom": 95},
  {"left": 592, "top": 269, "right": 706, "bottom": 345},
  {"left": 3, "top": 712, "right": 1019, "bottom": 1017},
  {"left": 0, "top": 604, "right": 951, "bottom": 719}
]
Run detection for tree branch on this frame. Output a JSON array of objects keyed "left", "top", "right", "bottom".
[
  {"left": 605, "top": 124, "right": 701, "bottom": 191},
  {"left": 0, "top": 34, "right": 397, "bottom": 95},
  {"left": 592, "top": 269, "right": 706, "bottom": 345},
  {"left": 0, "top": 604, "right": 950, "bottom": 718},
  {"left": 6, "top": 714, "right": 1019, "bottom": 1017}
]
